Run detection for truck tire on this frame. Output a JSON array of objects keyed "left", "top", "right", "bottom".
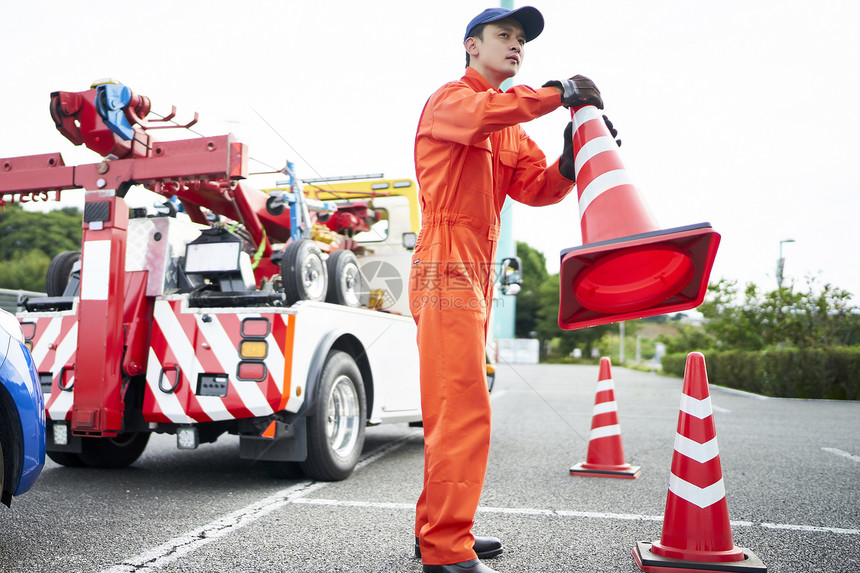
[
  {"left": 78, "top": 432, "right": 150, "bottom": 468},
  {"left": 45, "top": 251, "right": 81, "bottom": 296},
  {"left": 300, "top": 350, "right": 366, "bottom": 481},
  {"left": 281, "top": 239, "right": 328, "bottom": 305},
  {"left": 46, "top": 451, "right": 86, "bottom": 467},
  {"left": 325, "top": 250, "right": 366, "bottom": 308}
]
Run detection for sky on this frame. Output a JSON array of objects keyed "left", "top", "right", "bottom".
[{"left": 2, "top": 1, "right": 859, "bottom": 299}]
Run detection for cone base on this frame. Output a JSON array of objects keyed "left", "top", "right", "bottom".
[
  {"left": 633, "top": 541, "right": 766, "bottom": 573},
  {"left": 570, "top": 462, "right": 641, "bottom": 479}
]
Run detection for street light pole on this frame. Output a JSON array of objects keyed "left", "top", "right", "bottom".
[{"left": 777, "top": 238, "right": 796, "bottom": 289}]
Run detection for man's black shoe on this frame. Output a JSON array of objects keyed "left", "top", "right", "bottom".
[
  {"left": 415, "top": 537, "right": 503, "bottom": 559},
  {"left": 422, "top": 558, "right": 498, "bottom": 573}
]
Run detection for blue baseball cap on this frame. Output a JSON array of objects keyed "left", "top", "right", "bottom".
[{"left": 463, "top": 6, "right": 545, "bottom": 43}]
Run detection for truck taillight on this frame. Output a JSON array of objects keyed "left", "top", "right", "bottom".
[
  {"left": 241, "top": 317, "right": 270, "bottom": 338},
  {"left": 237, "top": 361, "right": 267, "bottom": 382},
  {"left": 237, "top": 317, "right": 269, "bottom": 381},
  {"left": 239, "top": 340, "right": 267, "bottom": 359}
]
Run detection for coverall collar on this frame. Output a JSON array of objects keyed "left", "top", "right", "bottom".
[{"left": 463, "top": 66, "right": 499, "bottom": 93}]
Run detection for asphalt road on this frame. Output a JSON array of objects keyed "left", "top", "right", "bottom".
[{"left": 2, "top": 362, "right": 858, "bottom": 572}]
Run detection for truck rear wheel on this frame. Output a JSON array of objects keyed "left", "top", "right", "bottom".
[
  {"left": 325, "top": 250, "right": 366, "bottom": 308},
  {"left": 281, "top": 239, "right": 327, "bottom": 305},
  {"left": 78, "top": 432, "right": 150, "bottom": 468},
  {"left": 46, "top": 451, "right": 86, "bottom": 467},
  {"left": 45, "top": 251, "right": 81, "bottom": 296},
  {"left": 300, "top": 350, "right": 366, "bottom": 481}
]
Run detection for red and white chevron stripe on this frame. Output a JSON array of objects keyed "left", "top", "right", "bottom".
[
  {"left": 25, "top": 312, "right": 78, "bottom": 421},
  {"left": 143, "top": 299, "right": 293, "bottom": 424},
  {"left": 24, "top": 298, "right": 298, "bottom": 427}
]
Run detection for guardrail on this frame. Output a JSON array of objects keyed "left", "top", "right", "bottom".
[{"left": 0, "top": 288, "right": 46, "bottom": 313}]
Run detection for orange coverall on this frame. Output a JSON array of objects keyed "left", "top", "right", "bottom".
[{"left": 410, "top": 66, "right": 576, "bottom": 565}]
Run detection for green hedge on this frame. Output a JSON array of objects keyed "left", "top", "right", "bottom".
[{"left": 662, "top": 348, "right": 860, "bottom": 400}]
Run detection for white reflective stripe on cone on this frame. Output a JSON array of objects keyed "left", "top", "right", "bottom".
[
  {"left": 679, "top": 394, "right": 713, "bottom": 419},
  {"left": 674, "top": 434, "right": 720, "bottom": 464},
  {"left": 590, "top": 424, "right": 622, "bottom": 440},
  {"left": 579, "top": 169, "right": 635, "bottom": 217},
  {"left": 668, "top": 472, "right": 726, "bottom": 509}
]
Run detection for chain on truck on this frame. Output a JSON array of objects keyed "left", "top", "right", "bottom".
[{"left": 0, "top": 80, "right": 453, "bottom": 481}]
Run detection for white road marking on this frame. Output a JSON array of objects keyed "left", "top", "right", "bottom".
[
  {"left": 99, "top": 433, "right": 418, "bottom": 573},
  {"left": 294, "top": 498, "right": 859, "bottom": 536},
  {"left": 822, "top": 447, "right": 860, "bottom": 463},
  {"left": 489, "top": 389, "right": 508, "bottom": 401},
  {"left": 761, "top": 522, "right": 860, "bottom": 535},
  {"left": 98, "top": 433, "right": 860, "bottom": 572}
]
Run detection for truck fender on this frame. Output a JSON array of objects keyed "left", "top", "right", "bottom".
[
  {"left": 238, "top": 330, "right": 371, "bottom": 464},
  {"left": 298, "top": 330, "right": 373, "bottom": 419}
]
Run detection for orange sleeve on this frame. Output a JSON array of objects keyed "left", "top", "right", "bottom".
[
  {"left": 428, "top": 84, "right": 561, "bottom": 146},
  {"left": 507, "top": 128, "right": 576, "bottom": 207}
]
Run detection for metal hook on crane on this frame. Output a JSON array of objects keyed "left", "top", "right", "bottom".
[{"left": 139, "top": 105, "right": 200, "bottom": 131}]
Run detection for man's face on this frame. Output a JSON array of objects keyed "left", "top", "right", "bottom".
[{"left": 468, "top": 18, "right": 526, "bottom": 86}]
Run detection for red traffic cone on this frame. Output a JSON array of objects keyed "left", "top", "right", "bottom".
[
  {"left": 559, "top": 105, "right": 721, "bottom": 330},
  {"left": 632, "top": 352, "right": 766, "bottom": 572},
  {"left": 570, "top": 357, "right": 640, "bottom": 479}
]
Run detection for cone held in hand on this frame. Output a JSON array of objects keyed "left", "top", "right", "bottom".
[{"left": 558, "top": 105, "right": 720, "bottom": 330}]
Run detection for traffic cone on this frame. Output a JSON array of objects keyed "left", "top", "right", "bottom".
[
  {"left": 570, "top": 357, "right": 640, "bottom": 479},
  {"left": 558, "top": 105, "right": 721, "bottom": 330},
  {"left": 632, "top": 352, "right": 766, "bottom": 572}
]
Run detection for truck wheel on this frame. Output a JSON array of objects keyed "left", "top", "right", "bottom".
[
  {"left": 325, "top": 250, "right": 366, "bottom": 308},
  {"left": 300, "top": 351, "right": 366, "bottom": 481},
  {"left": 78, "top": 432, "right": 150, "bottom": 468},
  {"left": 46, "top": 451, "right": 86, "bottom": 467},
  {"left": 46, "top": 251, "right": 81, "bottom": 296},
  {"left": 281, "top": 239, "right": 328, "bottom": 305}
]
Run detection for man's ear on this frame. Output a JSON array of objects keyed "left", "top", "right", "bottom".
[{"left": 464, "top": 37, "right": 479, "bottom": 57}]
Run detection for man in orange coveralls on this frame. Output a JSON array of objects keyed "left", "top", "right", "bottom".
[{"left": 409, "top": 6, "right": 613, "bottom": 573}]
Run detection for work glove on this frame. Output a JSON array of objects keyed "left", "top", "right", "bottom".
[
  {"left": 558, "top": 115, "right": 622, "bottom": 181},
  {"left": 559, "top": 122, "right": 575, "bottom": 181},
  {"left": 603, "top": 114, "right": 622, "bottom": 147},
  {"left": 543, "top": 75, "right": 604, "bottom": 109}
]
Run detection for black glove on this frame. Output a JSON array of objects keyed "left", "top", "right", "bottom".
[
  {"left": 559, "top": 114, "right": 622, "bottom": 180},
  {"left": 543, "top": 75, "right": 603, "bottom": 109},
  {"left": 559, "top": 122, "right": 574, "bottom": 181},
  {"left": 603, "top": 114, "right": 621, "bottom": 147}
]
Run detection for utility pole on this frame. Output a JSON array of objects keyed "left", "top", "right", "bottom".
[{"left": 777, "top": 238, "right": 795, "bottom": 288}]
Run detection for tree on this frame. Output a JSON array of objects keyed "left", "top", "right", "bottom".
[
  {"left": 0, "top": 249, "right": 52, "bottom": 292},
  {"left": 0, "top": 204, "right": 82, "bottom": 291},
  {"left": 675, "top": 278, "right": 860, "bottom": 352},
  {"left": 533, "top": 273, "right": 611, "bottom": 359},
  {"left": 514, "top": 241, "right": 549, "bottom": 338},
  {"left": 513, "top": 240, "right": 612, "bottom": 360}
]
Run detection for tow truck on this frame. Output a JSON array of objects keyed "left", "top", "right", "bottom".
[{"left": 0, "top": 80, "right": 442, "bottom": 480}]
